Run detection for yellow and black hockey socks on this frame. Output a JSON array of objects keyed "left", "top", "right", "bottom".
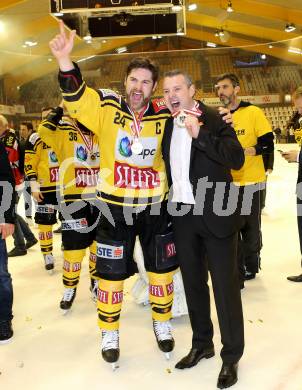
[
  {"left": 38, "top": 224, "right": 53, "bottom": 254},
  {"left": 148, "top": 271, "right": 174, "bottom": 322},
  {"left": 62, "top": 249, "right": 86, "bottom": 288},
  {"left": 97, "top": 279, "right": 124, "bottom": 331}
]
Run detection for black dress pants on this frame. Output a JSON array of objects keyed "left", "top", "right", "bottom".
[{"left": 172, "top": 210, "right": 244, "bottom": 364}]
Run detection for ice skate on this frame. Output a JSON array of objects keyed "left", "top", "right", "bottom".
[
  {"left": 101, "top": 330, "right": 120, "bottom": 371},
  {"left": 60, "top": 287, "right": 76, "bottom": 314},
  {"left": 153, "top": 320, "right": 174, "bottom": 360},
  {"left": 43, "top": 254, "right": 55, "bottom": 275}
]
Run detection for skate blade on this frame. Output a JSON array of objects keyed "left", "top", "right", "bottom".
[
  {"left": 61, "top": 308, "right": 71, "bottom": 316},
  {"left": 111, "top": 362, "right": 119, "bottom": 371},
  {"left": 47, "top": 269, "right": 54, "bottom": 275},
  {"left": 164, "top": 352, "right": 170, "bottom": 360}
]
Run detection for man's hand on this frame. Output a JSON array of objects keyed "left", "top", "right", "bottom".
[
  {"left": 185, "top": 115, "right": 202, "bottom": 139},
  {"left": 281, "top": 150, "right": 299, "bottom": 163},
  {"left": 32, "top": 191, "right": 44, "bottom": 202},
  {"left": 244, "top": 147, "right": 256, "bottom": 156},
  {"left": 0, "top": 223, "right": 14, "bottom": 239},
  {"left": 49, "top": 20, "right": 76, "bottom": 71},
  {"left": 218, "top": 107, "right": 233, "bottom": 125}
]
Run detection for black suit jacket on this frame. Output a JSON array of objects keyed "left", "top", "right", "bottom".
[{"left": 162, "top": 101, "right": 245, "bottom": 238}]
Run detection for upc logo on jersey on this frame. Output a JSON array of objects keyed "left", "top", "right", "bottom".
[
  {"left": 166, "top": 282, "right": 174, "bottom": 296},
  {"left": 76, "top": 146, "right": 88, "bottom": 161},
  {"left": 97, "top": 243, "right": 124, "bottom": 259},
  {"left": 149, "top": 284, "right": 164, "bottom": 297},
  {"left": 114, "top": 162, "right": 160, "bottom": 189},
  {"left": 49, "top": 167, "right": 59, "bottom": 182},
  {"left": 119, "top": 137, "right": 132, "bottom": 157},
  {"left": 116, "top": 130, "right": 158, "bottom": 167},
  {"left": 75, "top": 168, "right": 99, "bottom": 187},
  {"left": 62, "top": 218, "right": 88, "bottom": 231},
  {"left": 112, "top": 291, "right": 123, "bottom": 304},
  {"left": 165, "top": 242, "right": 176, "bottom": 258},
  {"left": 49, "top": 151, "right": 58, "bottom": 163}
]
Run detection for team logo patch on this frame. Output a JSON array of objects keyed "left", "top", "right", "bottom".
[
  {"left": 119, "top": 136, "right": 132, "bottom": 158},
  {"left": 149, "top": 284, "right": 164, "bottom": 297},
  {"left": 97, "top": 243, "right": 124, "bottom": 259},
  {"left": 76, "top": 146, "right": 88, "bottom": 161},
  {"left": 61, "top": 218, "right": 88, "bottom": 231},
  {"left": 100, "top": 88, "right": 119, "bottom": 100},
  {"left": 72, "top": 262, "right": 81, "bottom": 272}
]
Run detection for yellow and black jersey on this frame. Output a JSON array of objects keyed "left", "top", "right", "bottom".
[
  {"left": 25, "top": 132, "right": 59, "bottom": 193},
  {"left": 294, "top": 117, "right": 302, "bottom": 145},
  {"left": 231, "top": 101, "right": 273, "bottom": 185},
  {"left": 38, "top": 118, "right": 100, "bottom": 202},
  {"left": 59, "top": 66, "right": 170, "bottom": 206}
]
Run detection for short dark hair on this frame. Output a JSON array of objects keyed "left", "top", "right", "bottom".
[
  {"left": 126, "top": 57, "right": 159, "bottom": 85},
  {"left": 20, "top": 121, "right": 33, "bottom": 131},
  {"left": 163, "top": 69, "right": 193, "bottom": 87},
  {"left": 216, "top": 73, "right": 240, "bottom": 87}
]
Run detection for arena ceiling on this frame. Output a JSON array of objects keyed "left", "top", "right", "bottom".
[{"left": 1, "top": 0, "right": 302, "bottom": 91}]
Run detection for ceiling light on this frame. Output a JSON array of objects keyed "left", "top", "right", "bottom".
[
  {"left": 53, "top": 12, "right": 64, "bottom": 17},
  {"left": 24, "top": 39, "right": 38, "bottom": 47},
  {"left": 260, "top": 54, "right": 266, "bottom": 60},
  {"left": 268, "top": 44, "right": 273, "bottom": 49},
  {"left": 76, "top": 55, "right": 96, "bottom": 63},
  {"left": 206, "top": 42, "right": 217, "bottom": 47},
  {"left": 226, "top": 1, "right": 233, "bottom": 13},
  {"left": 285, "top": 23, "right": 296, "bottom": 32},
  {"left": 83, "top": 33, "right": 92, "bottom": 41},
  {"left": 48, "top": 58, "right": 53, "bottom": 62},
  {"left": 116, "top": 46, "right": 127, "bottom": 54},
  {"left": 172, "top": 5, "right": 182, "bottom": 12},
  {"left": 288, "top": 47, "right": 301, "bottom": 54},
  {"left": 188, "top": 3, "right": 197, "bottom": 11}
]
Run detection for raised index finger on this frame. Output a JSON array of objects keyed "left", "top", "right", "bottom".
[{"left": 59, "top": 20, "right": 66, "bottom": 37}]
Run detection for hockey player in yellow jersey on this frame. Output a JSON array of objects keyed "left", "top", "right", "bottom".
[
  {"left": 215, "top": 73, "right": 274, "bottom": 286},
  {"left": 49, "top": 21, "right": 178, "bottom": 367},
  {"left": 38, "top": 107, "right": 100, "bottom": 312},
  {"left": 25, "top": 107, "right": 60, "bottom": 273}
]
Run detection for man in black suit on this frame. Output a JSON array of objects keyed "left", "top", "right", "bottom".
[
  {"left": 281, "top": 87, "right": 302, "bottom": 282},
  {"left": 161, "top": 70, "right": 245, "bottom": 389}
]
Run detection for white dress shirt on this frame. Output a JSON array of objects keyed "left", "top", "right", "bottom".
[{"left": 170, "top": 120, "right": 196, "bottom": 204}]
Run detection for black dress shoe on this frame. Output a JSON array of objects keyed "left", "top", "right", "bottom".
[
  {"left": 26, "top": 237, "right": 38, "bottom": 249},
  {"left": 7, "top": 247, "right": 27, "bottom": 257},
  {"left": 287, "top": 274, "right": 302, "bottom": 282},
  {"left": 244, "top": 271, "right": 256, "bottom": 281},
  {"left": 217, "top": 363, "right": 238, "bottom": 389},
  {"left": 175, "top": 347, "right": 215, "bottom": 369}
]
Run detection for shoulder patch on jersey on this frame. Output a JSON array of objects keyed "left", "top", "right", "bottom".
[
  {"left": 99, "top": 88, "right": 121, "bottom": 102},
  {"left": 29, "top": 132, "right": 40, "bottom": 145},
  {"left": 152, "top": 98, "right": 168, "bottom": 113}
]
